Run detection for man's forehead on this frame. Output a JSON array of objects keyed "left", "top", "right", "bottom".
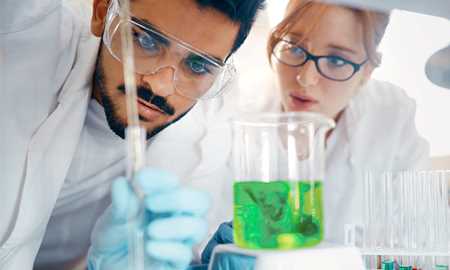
[{"left": 130, "top": 0, "right": 239, "bottom": 61}]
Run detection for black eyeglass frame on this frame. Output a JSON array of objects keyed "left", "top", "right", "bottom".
[{"left": 272, "top": 39, "right": 369, "bottom": 82}]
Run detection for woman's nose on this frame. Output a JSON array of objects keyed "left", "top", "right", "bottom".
[{"left": 296, "top": 60, "right": 320, "bottom": 87}]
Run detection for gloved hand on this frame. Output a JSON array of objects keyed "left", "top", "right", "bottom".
[
  {"left": 201, "top": 222, "right": 255, "bottom": 270},
  {"left": 88, "top": 168, "right": 210, "bottom": 270},
  {"left": 201, "top": 222, "right": 234, "bottom": 265}
]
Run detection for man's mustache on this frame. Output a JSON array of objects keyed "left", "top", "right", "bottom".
[{"left": 118, "top": 84, "right": 175, "bottom": 116}]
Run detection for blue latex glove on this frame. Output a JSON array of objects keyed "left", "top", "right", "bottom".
[
  {"left": 201, "top": 222, "right": 255, "bottom": 270},
  {"left": 209, "top": 252, "right": 255, "bottom": 270},
  {"left": 88, "top": 168, "right": 210, "bottom": 270},
  {"left": 187, "top": 264, "right": 208, "bottom": 270},
  {"left": 201, "top": 222, "right": 234, "bottom": 264}
]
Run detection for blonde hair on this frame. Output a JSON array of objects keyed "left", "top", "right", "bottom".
[{"left": 267, "top": 0, "right": 390, "bottom": 67}]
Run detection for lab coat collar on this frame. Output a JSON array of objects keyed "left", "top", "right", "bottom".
[
  {"left": 342, "top": 87, "right": 365, "bottom": 143},
  {"left": 340, "top": 99, "right": 357, "bottom": 146},
  {"left": 148, "top": 94, "right": 233, "bottom": 178},
  {"left": 193, "top": 98, "right": 233, "bottom": 178},
  {"left": 338, "top": 82, "right": 372, "bottom": 167}
]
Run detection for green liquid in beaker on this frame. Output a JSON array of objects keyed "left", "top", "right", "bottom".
[{"left": 233, "top": 180, "right": 323, "bottom": 249}]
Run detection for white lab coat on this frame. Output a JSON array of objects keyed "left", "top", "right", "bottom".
[
  {"left": 322, "top": 79, "right": 430, "bottom": 243},
  {"left": 244, "top": 78, "right": 430, "bottom": 243},
  {"left": 1, "top": 0, "right": 236, "bottom": 269},
  {"left": 0, "top": 0, "right": 98, "bottom": 269}
]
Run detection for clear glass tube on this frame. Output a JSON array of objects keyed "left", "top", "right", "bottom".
[
  {"left": 362, "top": 170, "right": 450, "bottom": 270},
  {"left": 115, "top": 0, "right": 151, "bottom": 267}
]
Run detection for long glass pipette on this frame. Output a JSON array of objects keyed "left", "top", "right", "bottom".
[{"left": 118, "top": 0, "right": 146, "bottom": 269}]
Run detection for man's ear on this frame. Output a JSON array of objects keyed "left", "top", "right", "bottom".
[{"left": 91, "top": 0, "right": 109, "bottom": 37}]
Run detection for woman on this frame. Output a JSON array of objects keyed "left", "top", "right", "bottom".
[
  {"left": 201, "top": 0, "right": 429, "bottom": 264},
  {"left": 267, "top": 0, "right": 429, "bottom": 244}
]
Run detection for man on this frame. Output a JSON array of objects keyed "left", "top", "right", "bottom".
[{"left": 0, "top": 0, "right": 264, "bottom": 269}]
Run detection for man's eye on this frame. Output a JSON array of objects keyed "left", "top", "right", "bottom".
[
  {"left": 327, "top": 56, "right": 347, "bottom": 67},
  {"left": 133, "top": 30, "right": 160, "bottom": 54},
  {"left": 185, "top": 59, "right": 211, "bottom": 75}
]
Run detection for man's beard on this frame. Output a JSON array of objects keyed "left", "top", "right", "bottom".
[{"left": 93, "top": 53, "right": 192, "bottom": 140}]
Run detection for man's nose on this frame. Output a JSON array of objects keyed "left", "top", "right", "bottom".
[{"left": 141, "top": 66, "right": 176, "bottom": 97}]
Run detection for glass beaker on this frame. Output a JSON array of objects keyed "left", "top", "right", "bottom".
[{"left": 232, "top": 112, "right": 335, "bottom": 249}]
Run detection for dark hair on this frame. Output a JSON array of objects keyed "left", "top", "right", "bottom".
[{"left": 196, "top": 0, "right": 266, "bottom": 55}]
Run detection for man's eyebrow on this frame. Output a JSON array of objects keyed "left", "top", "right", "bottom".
[
  {"left": 207, "top": 55, "right": 224, "bottom": 66},
  {"left": 186, "top": 51, "right": 224, "bottom": 67},
  {"left": 131, "top": 17, "right": 170, "bottom": 46},
  {"left": 131, "top": 17, "right": 225, "bottom": 66}
]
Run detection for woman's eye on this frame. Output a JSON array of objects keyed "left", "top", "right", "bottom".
[
  {"left": 289, "top": 46, "right": 306, "bottom": 57},
  {"left": 327, "top": 56, "right": 347, "bottom": 67}
]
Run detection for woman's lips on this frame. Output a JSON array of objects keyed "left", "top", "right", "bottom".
[
  {"left": 137, "top": 99, "right": 165, "bottom": 121},
  {"left": 289, "top": 93, "right": 319, "bottom": 111}
]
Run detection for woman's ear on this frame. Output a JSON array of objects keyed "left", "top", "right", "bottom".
[
  {"left": 91, "top": 0, "right": 109, "bottom": 37},
  {"left": 359, "top": 63, "right": 374, "bottom": 88},
  {"left": 359, "top": 52, "right": 381, "bottom": 87},
  {"left": 360, "top": 53, "right": 381, "bottom": 87}
]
